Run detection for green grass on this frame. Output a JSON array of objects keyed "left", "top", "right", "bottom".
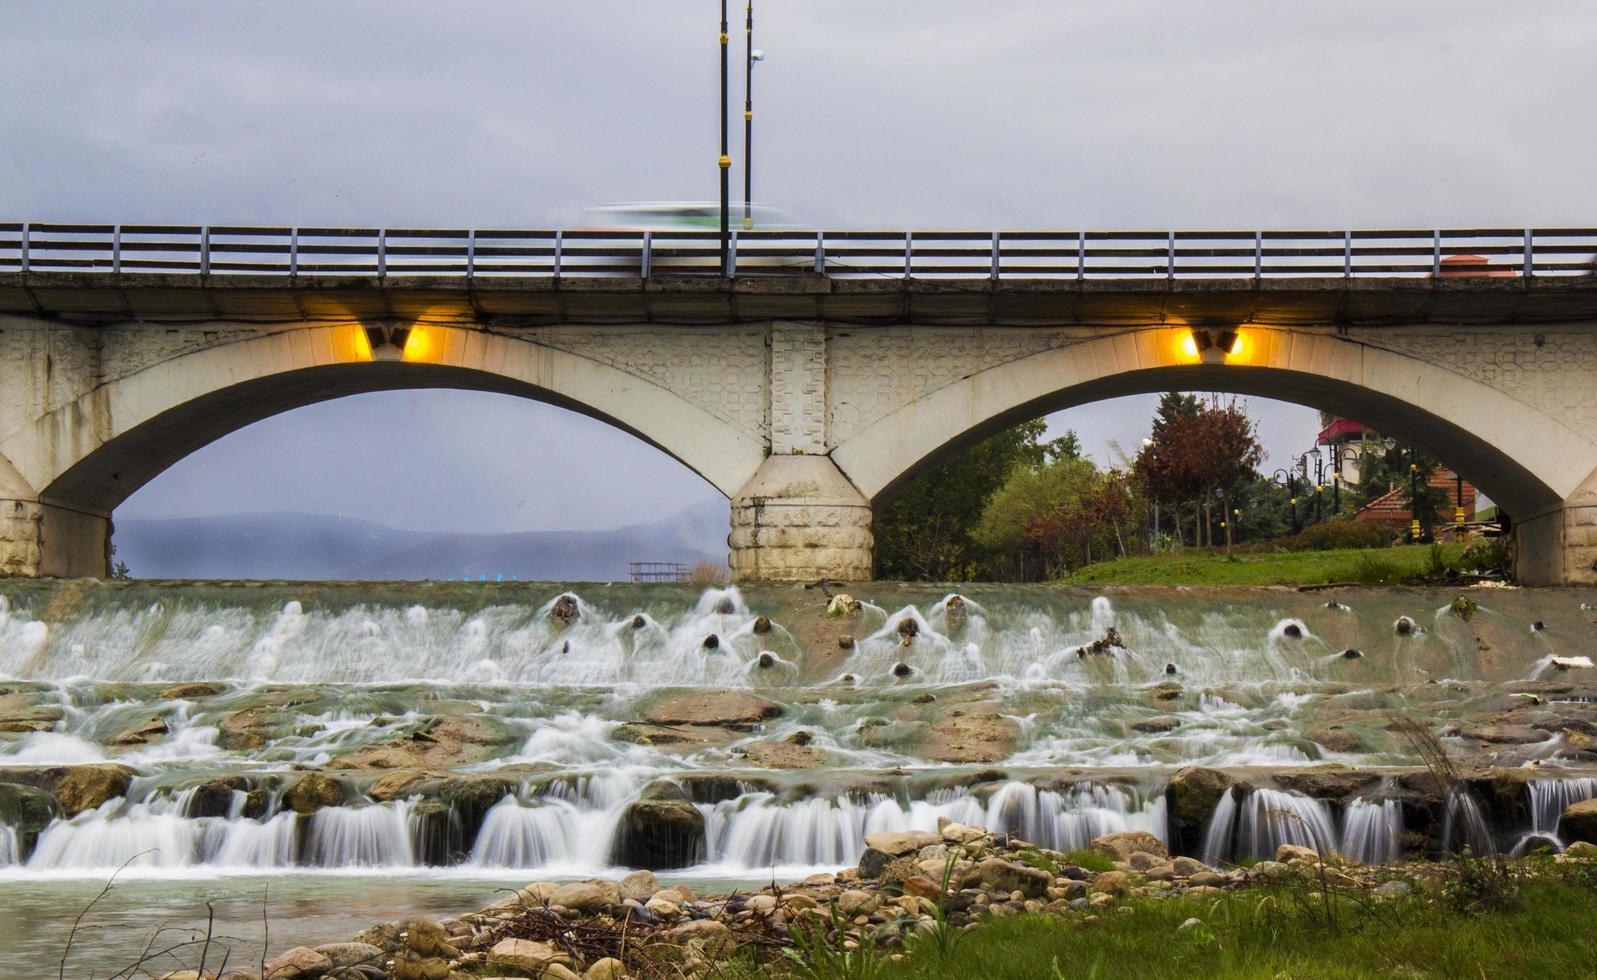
[
  {"left": 895, "top": 880, "right": 1597, "bottom": 980},
  {"left": 1061, "top": 543, "right": 1467, "bottom": 587}
]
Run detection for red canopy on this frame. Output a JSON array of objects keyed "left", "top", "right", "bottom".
[{"left": 1317, "top": 418, "right": 1366, "bottom": 445}]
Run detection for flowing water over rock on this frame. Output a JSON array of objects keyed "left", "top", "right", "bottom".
[{"left": 4, "top": 580, "right": 1597, "bottom": 972}]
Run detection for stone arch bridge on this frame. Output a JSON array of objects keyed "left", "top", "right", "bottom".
[{"left": 3, "top": 270, "right": 1597, "bottom": 584}]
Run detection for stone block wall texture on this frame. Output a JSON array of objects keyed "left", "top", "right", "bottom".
[{"left": 5, "top": 313, "right": 1597, "bottom": 582}]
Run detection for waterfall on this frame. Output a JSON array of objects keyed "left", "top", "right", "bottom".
[
  {"left": 1506, "top": 777, "right": 1597, "bottom": 854},
  {"left": 1240, "top": 788, "right": 1337, "bottom": 858},
  {"left": 0, "top": 825, "right": 19, "bottom": 867},
  {"left": 469, "top": 797, "right": 619, "bottom": 869},
  {"left": 984, "top": 782, "right": 1166, "bottom": 853},
  {"left": 1528, "top": 777, "right": 1597, "bottom": 838},
  {"left": 1442, "top": 786, "right": 1496, "bottom": 856},
  {"left": 698, "top": 782, "right": 1162, "bottom": 870},
  {"left": 1200, "top": 788, "right": 1239, "bottom": 867},
  {"left": 302, "top": 800, "right": 417, "bottom": 868},
  {"left": 1341, "top": 798, "right": 1403, "bottom": 865}
]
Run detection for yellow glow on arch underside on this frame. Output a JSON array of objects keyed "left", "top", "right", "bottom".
[
  {"left": 402, "top": 325, "right": 436, "bottom": 362},
  {"left": 1174, "top": 327, "right": 1253, "bottom": 365},
  {"left": 344, "top": 324, "right": 374, "bottom": 362}
]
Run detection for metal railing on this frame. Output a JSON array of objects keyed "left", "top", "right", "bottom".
[
  {"left": 1, "top": 224, "right": 1593, "bottom": 280},
  {"left": 629, "top": 561, "right": 690, "bottom": 583}
]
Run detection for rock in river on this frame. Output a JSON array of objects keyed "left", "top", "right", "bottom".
[
  {"left": 611, "top": 780, "right": 706, "bottom": 869},
  {"left": 642, "top": 691, "right": 783, "bottom": 730}
]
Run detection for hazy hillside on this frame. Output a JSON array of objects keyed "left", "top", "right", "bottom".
[{"left": 113, "top": 499, "right": 730, "bottom": 581}]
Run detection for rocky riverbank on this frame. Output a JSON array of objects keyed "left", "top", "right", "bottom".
[{"left": 151, "top": 819, "right": 1597, "bottom": 980}]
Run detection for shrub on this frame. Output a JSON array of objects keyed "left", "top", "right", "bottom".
[
  {"left": 1459, "top": 536, "right": 1512, "bottom": 576},
  {"left": 1289, "top": 521, "right": 1391, "bottom": 552}
]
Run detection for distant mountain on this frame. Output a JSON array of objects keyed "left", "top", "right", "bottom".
[{"left": 113, "top": 499, "right": 730, "bottom": 581}]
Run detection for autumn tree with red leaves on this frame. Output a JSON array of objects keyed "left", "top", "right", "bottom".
[{"left": 1133, "top": 395, "right": 1263, "bottom": 549}]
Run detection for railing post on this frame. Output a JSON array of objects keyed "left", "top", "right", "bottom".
[
  {"left": 19, "top": 222, "right": 28, "bottom": 273},
  {"left": 112, "top": 225, "right": 122, "bottom": 275},
  {"left": 813, "top": 231, "right": 825, "bottom": 274},
  {"left": 641, "top": 230, "right": 652, "bottom": 278},
  {"left": 290, "top": 228, "right": 299, "bottom": 278},
  {"left": 726, "top": 230, "right": 738, "bottom": 276},
  {"left": 1167, "top": 231, "right": 1176, "bottom": 280},
  {"left": 553, "top": 230, "right": 563, "bottom": 277},
  {"left": 904, "top": 232, "right": 913, "bottom": 278},
  {"left": 200, "top": 225, "right": 211, "bottom": 276},
  {"left": 1076, "top": 231, "right": 1085, "bottom": 281},
  {"left": 1523, "top": 228, "right": 1534, "bottom": 278},
  {"left": 377, "top": 229, "right": 387, "bottom": 278},
  {"left": 1254, "top": 231, "right": 1263, "bottom": 279},
  {"left": 466, "top": 230, "right": 476, "bottom": 279},
  {"left": 1431, "top": 230, "right": 1441, "bottom": 277},
  {"left": 990, "top": 232, "right": 1000, "bottom": 281},
  {"left": 1343, "top": 230, "right": 1352, "bottom": 277}
]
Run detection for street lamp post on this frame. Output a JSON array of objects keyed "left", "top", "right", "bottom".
[
  {"left": 742, "top": 2, "right": 761, "bottom": 230},
  {"left": 1408, "top": 449, "right": 1423, "bottom": 543},
  {"left": 1454, "top": 471, "right": 1466, "bottom": 526},
  {"left": 1273, "top": 468, "right": 1299, "bottom": 534},
  {"left": 718, "top": 0, "right": 731, "bottom": 273},
  {"left": 1331, "top": 446, "right": 1359, "bottom": 515}
]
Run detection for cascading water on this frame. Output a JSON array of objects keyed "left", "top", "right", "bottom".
[
  {"left": 1341, "top": 798, "right": 1403, "bottom": 865},
  {"left": 2, "top": 580, "right": 1595, "bottom": 886},
  {"left": 1443, "top": 787, "right": 1496, "bottom": 856}
]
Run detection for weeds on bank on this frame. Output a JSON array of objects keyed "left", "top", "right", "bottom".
[
  {"left": 783, "top": 901, "right": 892, "bottom": 980},
  {"left": 1392, "top": 715, "right": 1521, "bottom": 911}
]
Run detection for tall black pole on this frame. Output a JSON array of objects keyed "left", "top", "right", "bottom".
[
  {"left": 1408, "top": 449, "right": 1421, "bottom": 542},
  {"left": 719, "top": 0, "right": 730, "bottom": 273},
  {"left": 743, "top": 1, "right": 754, "bottom": 230}
]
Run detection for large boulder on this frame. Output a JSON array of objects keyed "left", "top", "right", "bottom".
[
  {"left": 0, "top": 782, "right": 61, "bottom": 853},
  {"left": 737, "top": 739, "right": 825, "bottom": 769},
  {"left": 1272, "top": 767, "right": 1381, "bottom": 804},
  {"left": 1169, "top": 767, "right": 1234, "bottom": 830},
  {"left": 611, "top": 781, "right": 705, "bottom": 870},
  {"left": 183, "top": 776, "right": 249, "bottom": 818},
  {"left": 489, "top": 937, "right": 576, "bottom": 973},
  {"left": 38, "top": 764, "right": 134, "bottom": 816},
  {"left": 862, "top": 830, "right": 940, "bottom": 857},
  {"left": 551, "top": 880, "right": 621, "bottom": 914},
  {"left": 262, "top": 945, "right": 332, "bottom": 979},
  {"left": 283, "top": 773, "right": 345, "bottom": 814},
  {"left": 218, "top": 707, "right": 288, "bottom": 751},
  {"left": 112, "top": 716, "right": 169, "bottom": 746},
  {"left": 618, "top": 869, "right": 661, "bottom": 901},
  {"left": 328, "top": 716, "right": 515, "bottom": 770},
  {"left": 0, "top": 692, "right": 63, "bottom": 733},
  {"left": 311, "top": 942, "right": 384, "bottom": 970},
  {"left": 962, "top": 857, "right": 1051, "bottom": 898},
  {"left": 1091, "top": 831, "right": 1167, "bottom": 862},
  {"left": 1562, "top": 798, "right": 1597, "bottom": 845},
  {"left": 920, "top": 705, "right": 1020, "bottom": 764},
  {"left": 642, "top": 691, "right": 783, "bottom": 729}
]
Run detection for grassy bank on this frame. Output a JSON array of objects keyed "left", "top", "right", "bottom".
[
  {"left": 858, "top": 879, "right": 1597, "bottom": 980},
  {"left": 1062, "top": 543, "right": 1468, "bottom": 586}
]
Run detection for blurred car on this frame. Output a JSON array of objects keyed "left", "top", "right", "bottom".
[{"left": 571, "top": 202, "right": 815, "bottom": 273}]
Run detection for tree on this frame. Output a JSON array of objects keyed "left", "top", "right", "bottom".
[
  {"left": 874, "top": 420, "right": 1079, "bottom": 580},
  {"left": 1359, "top": 441, "right": 1450, "bottom": 537},
  {"left": 1133, "top": 395, "right": 1263, "bottom": 548}
]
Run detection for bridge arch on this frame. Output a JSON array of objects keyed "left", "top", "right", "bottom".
[
  {"left": 1, "top": 323, "right": 766, "bottom": 574},
  {"left": 830, "top": 325, "right": 1597, "bottom": 551}
]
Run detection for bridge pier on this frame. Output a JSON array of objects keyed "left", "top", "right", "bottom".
[
  {"left": 0, "top": 497, "right": 109, "bottom": 578},
  {"left": 729, "top": 456, "right": 873, "bottom": 582},
  {"left": 1515, "top": 493, "right": 1597, "bottom": 587}
]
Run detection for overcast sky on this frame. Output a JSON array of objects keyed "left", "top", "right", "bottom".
[{"left": 6, "top": 2, "right": 1594, "bottom": 532}]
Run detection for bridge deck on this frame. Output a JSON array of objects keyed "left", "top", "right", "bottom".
[{"left": 1, "top": 270, "right": 1594, "bottom": 326}]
